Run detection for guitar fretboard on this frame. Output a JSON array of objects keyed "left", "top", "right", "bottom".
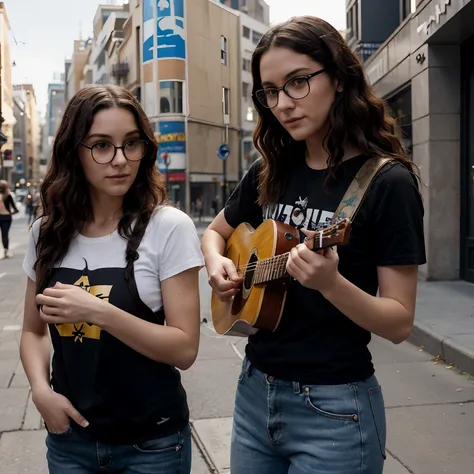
[{"left": 253, "top": 252, "right": 290, "bottom": 285}]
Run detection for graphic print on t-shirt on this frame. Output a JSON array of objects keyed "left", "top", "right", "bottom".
[
  {"left": 54, "top": 259, "right": 112, "bottom": 343},
  {"left": 263, "top": 195, "right": 334, "bottom": 231}
]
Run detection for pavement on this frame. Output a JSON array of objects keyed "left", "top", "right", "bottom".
[{"left": 0, "top": 216, "right": 473, "bottom": 473}]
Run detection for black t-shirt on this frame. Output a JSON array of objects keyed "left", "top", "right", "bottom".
[{"left": 224, "top": 155, "right": 426, "bottom": 384}]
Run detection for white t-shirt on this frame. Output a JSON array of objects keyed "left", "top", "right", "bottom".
[{"left": 23, "top": 206, "right": 204, "bottom": 312}]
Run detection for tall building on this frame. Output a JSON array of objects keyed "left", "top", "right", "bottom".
[
  {"left": 141, "top": 0, "right": 243, "bottom": 213},
  {"left": 44, "top": 80, "right": 65, "bottom": 164},
  {"left": 12, "top": 84, "right": 40, "bottom": 184},
  {"left": 239, "top": 12, "right": 269, "bottom": 176},
  {"left": 65, "top": 39, "right": 93, "bottom": 103},
  {"left": 0, "top": 2, "right": 15, "bottom": 182},
  {"left": 91, "top": 4, "right": 129, "bottom": 85},
  {"left": 350, "top": 0, "right": 474, "bottom": 284},
  {"left": 346, "top": 0, "right": 414, "bottom": 63},
  {"left": 219, "top": 0, "right": 270, "bottom": 25},
  {"left": 68, "top": 0, "right": 272, "bottom": 215},
  {"left": 112, "top": 0, "right": 142, "bottom": 100}
]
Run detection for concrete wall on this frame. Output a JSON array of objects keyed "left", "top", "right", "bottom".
[{"left": 411, "top": 45, "right": 461, "bottom": 280}]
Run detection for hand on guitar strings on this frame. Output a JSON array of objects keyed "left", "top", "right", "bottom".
[
  {"left": 207, "top": 255, "right": 243, "bottom": 302},
  {"left": 286, "top": 229, "right": 340, "bottom": 294}
]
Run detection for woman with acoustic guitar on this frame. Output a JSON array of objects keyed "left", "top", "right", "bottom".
[{"left": 202, "top": 16, "right": 425, "bottom": 474}]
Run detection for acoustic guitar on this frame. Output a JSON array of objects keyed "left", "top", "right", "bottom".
[{"left": 211, "top": 218, "right": 351, "bottom": 337}]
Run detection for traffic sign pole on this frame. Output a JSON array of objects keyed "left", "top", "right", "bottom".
[{"left": 217, "top": 144, "right": 230, "bottom": 206}]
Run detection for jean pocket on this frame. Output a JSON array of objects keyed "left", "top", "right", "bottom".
[
  {"left": 368, "top": 385, "right": 387, "bottom": 460},
  {"left": 133, "top": 430, "right": 184, "bottom": 453},
  {"left": 46, "top": 425, "right": 73, "bottom": 437},
  {"left": 237, "top": 357, "right": 251, "bottom": 383},
  {"left": 304, "top": 385, "right": 359, "bottom": 422}
]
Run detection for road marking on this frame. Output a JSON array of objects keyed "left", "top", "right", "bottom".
[
  {"left": 2, "top": 325, "right": 21, "bottom": 331},
  {"left": 0, "top": 273, "right": 6, "bottom": 280}
]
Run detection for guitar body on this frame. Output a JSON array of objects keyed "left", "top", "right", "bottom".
[{"left": 211, "top": 219, "right": 300, "bottom": 337}]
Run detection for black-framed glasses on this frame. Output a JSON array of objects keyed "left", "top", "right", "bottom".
[
  {"left": 80, "top": 139, "right": 148, "bottom": 165},
  {"left": 254, "top": 69, "right": 327, "bottom": 109}
]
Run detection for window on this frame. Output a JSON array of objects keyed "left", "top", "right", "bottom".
[
  {"left": 402, "top": 0, "right": 415, "bottom": 20},
  {"left": 252, "top": 31, "right": 262, "bottom": 45},
  {"left": 160, "top": 81, "right": 183, "bottom": 114},
  {"left": 243, "top": 58, "right": 251, "bottom": 71},
  {"left": 242, "top": 82, "right": 250, "bottom": 101},
  {"left": 243, "top": 26, "right": 250, "bottom": 38},
  {"left": 256, "top": 4, "right": 264, "bottom": 22},
  {"left": 346, "top": 2, "right": 359, "bottom": 42},
  {"left": 222, "top": 87, "right": 230, "bottom": 115},
  {"left": 221, "top": 36, "right": 228, "bottom": 65},
  {"left": 246, "top": 106, "right": 255, "bottom": 122}
]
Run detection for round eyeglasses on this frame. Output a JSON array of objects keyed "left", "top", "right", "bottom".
[
  {"left": 254, "top": 69, "right": 327, "bottom": 109},
  {"left": 80, "top": 139, "right": 148, "bottom": 165}
]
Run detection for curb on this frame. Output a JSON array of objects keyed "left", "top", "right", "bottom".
[
  {"left": 190, "top": 421, "right": 219, "bottom": 474},
  {"left": 409, "top": 320, "right": 474, "bottom": 377}
]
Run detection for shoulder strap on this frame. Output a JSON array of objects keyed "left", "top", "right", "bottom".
[{"left": 332, "top": 157, "right": 394, "bottom": 224}]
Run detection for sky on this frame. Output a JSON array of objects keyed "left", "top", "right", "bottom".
[{"left": 8, "top": 0, "right": 346, "bottom": 116}]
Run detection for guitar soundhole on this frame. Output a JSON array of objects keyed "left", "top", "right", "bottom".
[{"left": 244, "top": 253, "right": 258, "bottom": 291}]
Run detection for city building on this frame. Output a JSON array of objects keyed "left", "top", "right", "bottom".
[
  {"left": 113, "top": 0, "right": 142, "bottom": 100},
  {"left": 91, "top": 4, "right": 129, "bottom": 85},
  {"left": 353, "top": 0, "right": 474, "bottom": 284},
  {"left": 65, "top": 39, "right": 93, "bottom": 103},
  {"left": 239, "top": 12, "right": 269, "bottom": 176},
  {"left": 219, "top": 0, "right": 270, "bottom": 25},
  {"left": 0, "top": 1, "right": 15, "bottom": 182},
  {"left": 346, "top": 0, "right": 415, "bottom": 64},
  {"left": 66, "top": 0, "right": 272, "bottom": 215},
  {"left": 12, "top": 84, "right": 40, "bottom": 184},
  {"left": 141, "top": 0, "right": 242, "bottom": 213},
  {"left": 43, "top": 78, "right": 65, "bottom": 163}
]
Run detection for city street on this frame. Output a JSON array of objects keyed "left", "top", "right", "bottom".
[{"left": 0, "top": 218, "right": 474, "bottom": 473}]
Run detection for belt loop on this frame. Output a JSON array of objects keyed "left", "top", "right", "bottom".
[{"left": 293, "top": 381, "right": 301, "bottom": 394}]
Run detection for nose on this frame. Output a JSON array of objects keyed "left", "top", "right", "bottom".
[
  {"left": 275, "top": 89, "right": 295, "bottom": 112},
  {"left": 112, "top": 147, "right": 127, "bottom": 166}
]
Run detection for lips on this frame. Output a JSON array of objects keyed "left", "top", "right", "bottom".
[
  {"left": 284, "top": 117, "right": 304, "bottom": 125},
  {"left": 106, "top": 174, "right": 129, "bottom": 179}
]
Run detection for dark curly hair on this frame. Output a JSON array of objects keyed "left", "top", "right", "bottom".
[
  {"left": 251, "top": 16, "right": 416, "bottom": 206},
  {"left": 35, "top": 84, "right": 166, "bottom": 293}
]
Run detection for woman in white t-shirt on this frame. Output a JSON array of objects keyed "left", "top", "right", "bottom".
[{"left": 20, "top": 84, "right": 203, "bottom": 474}]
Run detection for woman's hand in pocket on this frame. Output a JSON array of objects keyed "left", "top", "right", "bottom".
[{"left": 32, "top": 386, "right": 89, "bottom": 434}]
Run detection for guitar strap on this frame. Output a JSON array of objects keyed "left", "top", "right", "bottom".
[{"left": 331, "top": 157, "right": 395, "bottom": 224}]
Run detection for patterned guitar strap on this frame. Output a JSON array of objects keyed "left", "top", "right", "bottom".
[{"left": 331, "top": 157, "right": 394, "bottom": 224}]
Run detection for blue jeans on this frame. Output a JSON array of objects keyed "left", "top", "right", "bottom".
[
  {"left": 46, "top": 424, "right": 191, "bottom": 473},
  {"left": 231, "top": 358, "right": 386, "bottom": 474}
]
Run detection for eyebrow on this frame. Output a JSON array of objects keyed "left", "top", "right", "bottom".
[
  {"left": 261, "top": 67, "right": 313, "bottom": 87},
  {"left": 86, "top": 130, "right": 141, "bottom": 140}
]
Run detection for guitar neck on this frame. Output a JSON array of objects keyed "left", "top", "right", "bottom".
[{"left": 253, "top": 253, "right": 290, "bottom": 285}]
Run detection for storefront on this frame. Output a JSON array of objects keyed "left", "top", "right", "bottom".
[{"left": 364, "top": 0, "right": 474, "bottom": 282}]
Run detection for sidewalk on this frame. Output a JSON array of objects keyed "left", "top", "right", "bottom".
[
  {"left": 1, "top": 217, "right": 474, "bottom": 473},
  {"left": 409, "top": 279, "right": 474, "bottom": 377}
]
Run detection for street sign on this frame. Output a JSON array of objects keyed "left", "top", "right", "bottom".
[{"left": 217, "top": 144, "right": 230, "bottom": 160}]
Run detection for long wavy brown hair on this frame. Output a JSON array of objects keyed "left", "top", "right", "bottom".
[
  {"left": 251, "top": 16, "right": 416, "bottom": 205},
  {"left": 35, "top": 84, "right": 166, "bottom": 293}
]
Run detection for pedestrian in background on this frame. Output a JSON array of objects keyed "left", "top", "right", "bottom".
[
  {"left": 20, "top": 84, "right": 203, "bottom": 474},
  {"left": 0, "top": 180, "right": 19, "bottom": 258},
  {"left": 202, "top": 16, "right": 425, "bottom": 474}
]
